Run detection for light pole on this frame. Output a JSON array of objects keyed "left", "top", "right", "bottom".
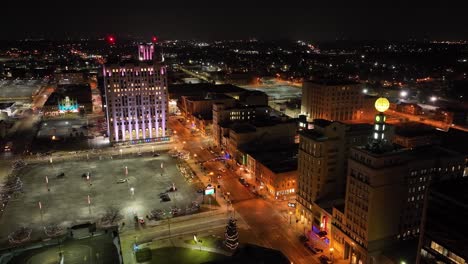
[
  {"left": 45, "top": 176, "right": 49, "bottom": 192},
  {"left": 130, "top": 187, "right": 135, "bottom": 199},
  {"left": 38, "top": 201, "right": 43, "bottom": 225},
  {"left": 87, "top": 195, "right": 91, "bottom": 214},
  {"left": 330, "top": 247, "right": 334, "bottom": 263},
  {"left": 289, "top": 211, "right": 293, "bottom": 225},
  {"left": 119, "top": 149, "right": 123, "bottom": 158}
]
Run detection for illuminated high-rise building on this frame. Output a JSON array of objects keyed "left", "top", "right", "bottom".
[{"left": 103, "top": 45, "right": 168, "bottom": 144}]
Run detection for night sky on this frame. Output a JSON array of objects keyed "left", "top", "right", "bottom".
[{"left": 1, "top": 1, "right": 467, "bottom": 41}]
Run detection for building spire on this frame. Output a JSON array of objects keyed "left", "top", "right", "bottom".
[{"left": 369, "top": 97, "right": 390, "bottom": 151}]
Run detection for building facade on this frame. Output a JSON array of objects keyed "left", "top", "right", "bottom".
[
  {"left": 331, "top": 145, "right": 465, "bottom": 264},
  {"left": 417, "top": 178, "right": 468, "bottom": 264},
  {"left": 212, "top": 101, "right": 270, "bottom": 146},
  {"left": 296, "top": 120, "right": 375, "bottom": 236},
  {"left": 246, "top": 147, "right": 298, "bottom": 199},
  {"left": 103, "top": 61, "right": 168, "bottom": 144},
  {"left": 301, "top": 80, "right": 364, "bottom": 122}
]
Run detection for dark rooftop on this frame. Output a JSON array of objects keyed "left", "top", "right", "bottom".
[
  {"left": 248, "top": 145, "right": 298, "bottom": 173},
  {"left": 300, "top": 129, "right": 328, "bottom": 141},
  {"left": 394, "top": 122, "right": 436, "bottom": 137},
  {"left": 169, "top": 83, "right": 246, "bottom": 100},
  {"left": 183, "top": 93, "right": 234, "bottom": 101},
  {"left": 313, "top": 119, "right": 332, "bottom": 128},
  {"left": 304, "top": 79, "right": 360, "bottom": 86}
]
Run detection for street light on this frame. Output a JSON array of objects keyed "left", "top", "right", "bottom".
[
  {"left": 330, "top": 247, "right": 334, "bottom": 262},
  {"left": 289, "top": 211, "right": 293, "bottom": 224},
  {"left": 130, "top": 187, "right": 135, "bottom": 197},
  {"left": 400, "top": 91, "right": 408, "bottom": 97},
  {"left": 430, "top": 96, "right": 437, "bottom": 102},
  {"left": 119, "top": 149, "right": 123, "bottom": 158}
]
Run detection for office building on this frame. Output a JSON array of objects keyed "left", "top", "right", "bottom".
[
  {"left": 296, "top": 120, "right": 375, "bottom": 235},
  {"left": 212, "top": 101, "right": 270, "bottom": 146},
  {"left": 330, "top": 98, "right": 465, "bottom": 264},
  {"left": 103, "top": 46, "right": 168, "bottom": 144},
  {"left": 417, "top": 178, "right": 468, "bottom": 264},
  {"left": 301, "top": 80, "right": 364, "bottom": 122}
]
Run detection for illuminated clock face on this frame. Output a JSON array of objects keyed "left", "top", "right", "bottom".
[
  {"left": 375, "top": 97, "right": 390, "bottom": 112},
  {"left": 375, "top": 116, "right": 381, "bottom": 122}
]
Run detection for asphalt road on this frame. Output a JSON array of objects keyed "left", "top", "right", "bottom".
[{"left": 169, "top": 116, "right": 320, "bottom": 264}]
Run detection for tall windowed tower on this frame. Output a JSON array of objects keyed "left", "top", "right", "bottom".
[{"left": 103, "top": 44, "right": 168, "bottom": 144}]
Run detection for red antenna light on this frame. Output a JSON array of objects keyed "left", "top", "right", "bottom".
[
  {"left": 152, "top": 36, "right": 158, "bottom": 43},
  {"left": 107, "top": 35, "right": 116, "bottom": 45}
]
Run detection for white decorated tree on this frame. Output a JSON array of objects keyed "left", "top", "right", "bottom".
[{"left": 224, "top": 218, "right": 239, "bottom": 250}]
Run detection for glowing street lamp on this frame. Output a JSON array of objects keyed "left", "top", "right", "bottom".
[
  {"left": 400, "top": 91, "right": 408, "bottom": 97},
  {"left": 119, "top": 149, "right": 123, "bottom": 158},
  {"left": 330, "top": 247, "right": 334, "bottom": 262},
  {"left": 430, "top": 96, "right": 437, "bottom": 102}
]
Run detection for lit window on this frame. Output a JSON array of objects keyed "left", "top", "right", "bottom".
[{"left": 374, "top": 133, "right": 378, "bottom": 139}]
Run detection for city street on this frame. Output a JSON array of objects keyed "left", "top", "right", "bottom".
[{"left": 169, "top": 116, "right": 322, "bottom": 264}]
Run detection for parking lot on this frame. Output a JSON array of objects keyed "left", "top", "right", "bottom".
[{"left": 0, "top": 152, "right": 201, "bottom": 245}]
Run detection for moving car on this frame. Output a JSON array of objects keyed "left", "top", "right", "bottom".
[
  {"left": 116, "top": 178, "right": 128, "bottom": 184},
  {"left": 153, "top": 153, "right": 160, "bottom": 157}
]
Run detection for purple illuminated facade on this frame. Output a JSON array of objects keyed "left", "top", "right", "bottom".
[
  {"left": 138, "top": 43, "right": 155, "bottom": 61},
  {"left": 103, "top": 61, "right": 168, "bottom": 144}
]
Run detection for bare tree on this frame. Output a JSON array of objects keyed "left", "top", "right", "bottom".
[
  {"left": 100, "top": 207, "right": 123, "bottom": 227},
  {"left": 8, "top": 227, "right": 32, "bottom": 244},
  {"left": 44, "top": 224, "right": 64, "bottom": 237}
]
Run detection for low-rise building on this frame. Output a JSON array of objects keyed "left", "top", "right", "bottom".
[{"left": 246, "top": 146, "right": 298, "bottom": 199}]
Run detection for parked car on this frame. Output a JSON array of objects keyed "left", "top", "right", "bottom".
[
  {"left": 56, "top": 172, "right": 65, "bottom": 178},
  {"left": 319, "top": 255, "right": 331, "bottom": 263},
  {"left": 161, "top": 195, "right": 171, "bottom": 202},
  {"left": 298, "top": 235, "right": 309, "bottom": 243},
  {"left": 116, "top": 178, "right": 128, "bottom": 184},
  {"left": 153, "top": 153, "right": 160, "bottom": 157},
  {"left": 304, "top": 243, "right": 317, "bottom": 254}
]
